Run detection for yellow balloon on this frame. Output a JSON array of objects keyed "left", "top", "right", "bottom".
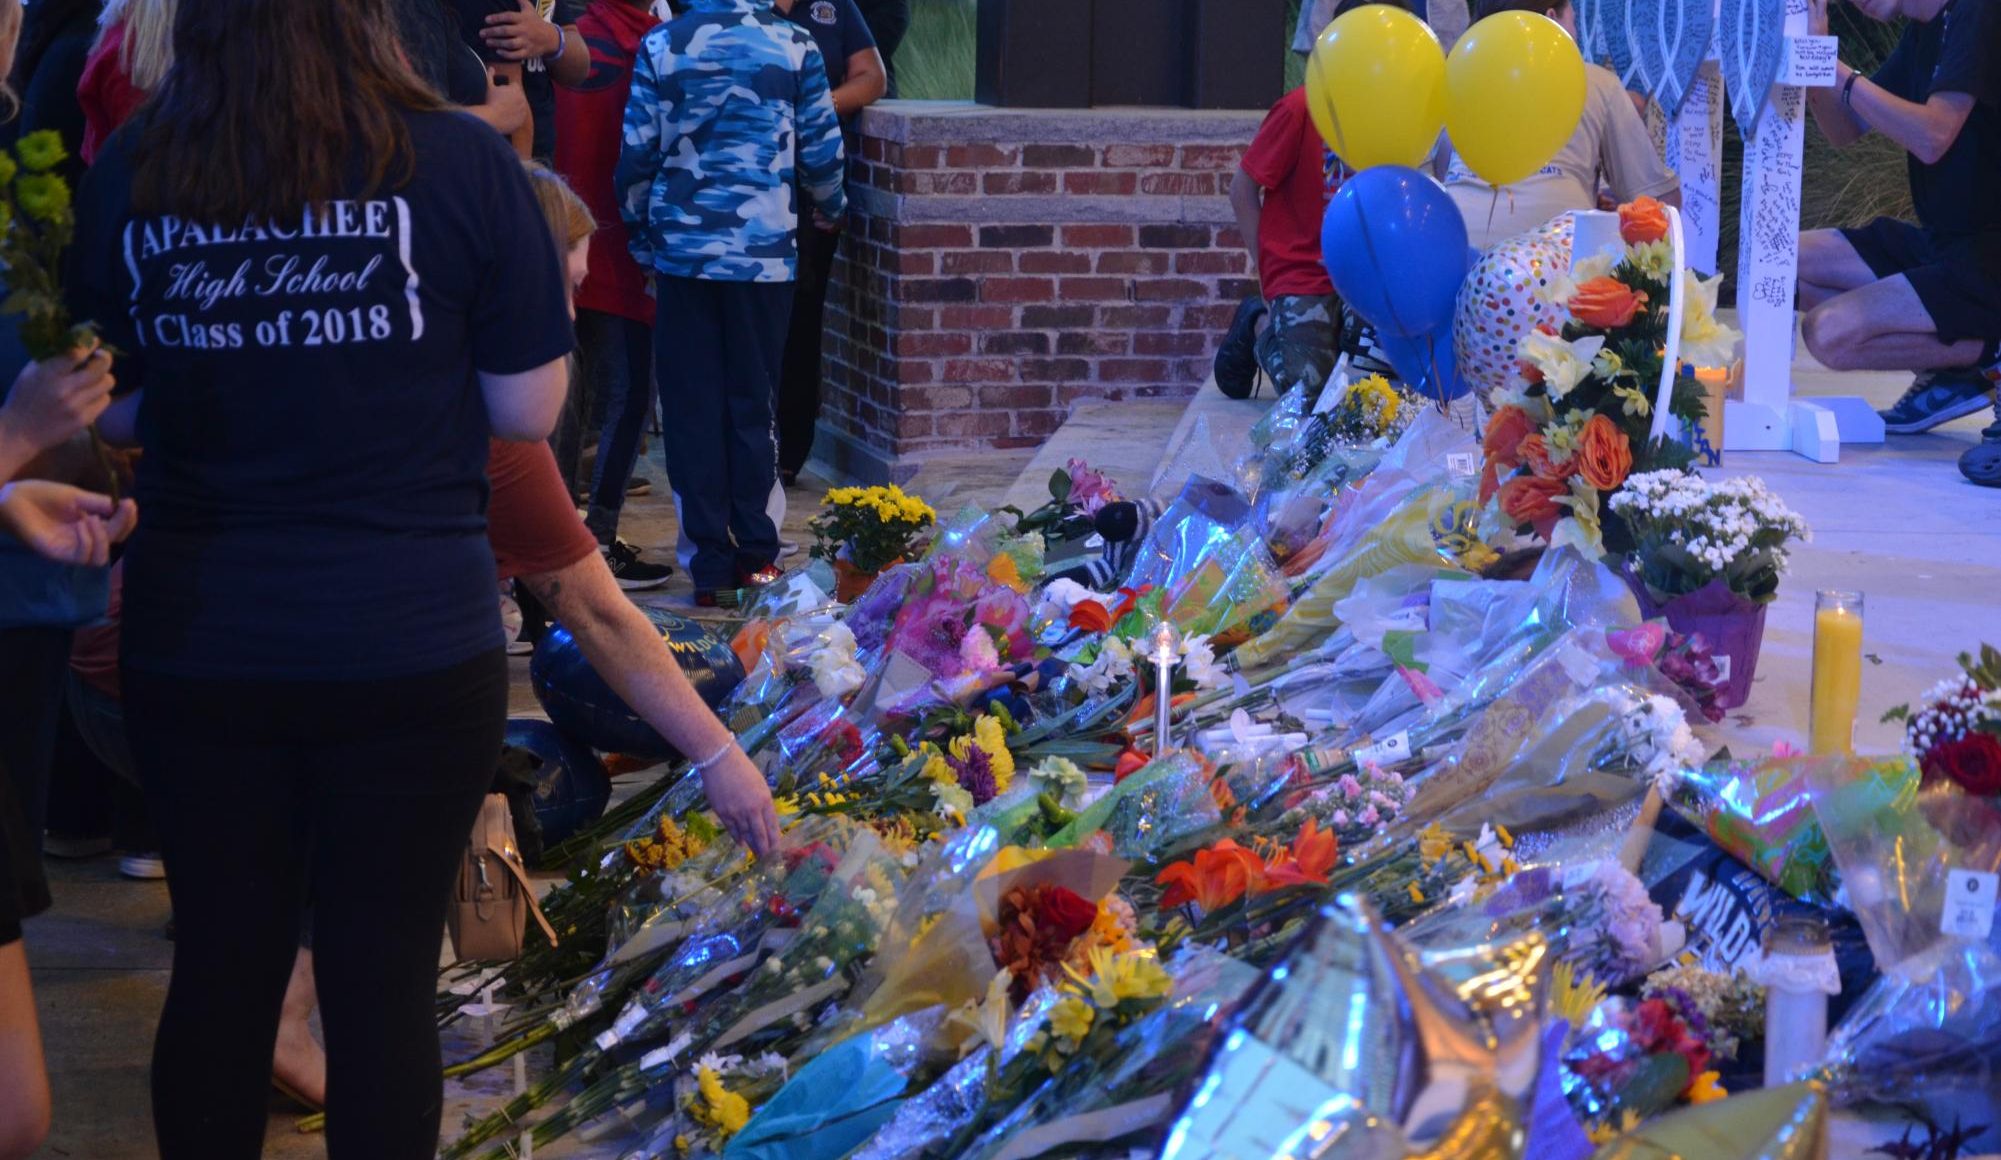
[
  {"left": 1443, "top": 11, "right": 1587, "bottom": 188},
  {"left": 1305, "top": 5, "right": 1447, "bottom": 172}
]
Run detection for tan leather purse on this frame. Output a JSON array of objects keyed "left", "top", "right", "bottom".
[{"left": 448, "top": 794, "right": 558, "bottom": 963}]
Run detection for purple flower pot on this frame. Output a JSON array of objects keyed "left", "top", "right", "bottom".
[{"left": 1627, "top": 574, "right": 1769, "bottom": 710}]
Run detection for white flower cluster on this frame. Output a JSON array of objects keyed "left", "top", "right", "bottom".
[
  {"left": 693, "top": 1049, "right": 789, "bottom": 1081},
  {"left": 1902, "top": 675, "right": 2001, "bottom": 756},
  {"left": 1074, "top": 636, "right": 1134, "bottom": 695},
  {"left": 1608, "top": 471, "right": 1809, "bottom": 576},
  {"left": 1610, "top": 690, "right": 1707, "bottom": 791},
  {"left": 808, "top": 622, "right": 865, "bottom": 698}
]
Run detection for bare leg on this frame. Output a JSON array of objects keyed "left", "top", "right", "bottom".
[
  {"left": 1797, "top": 229, "right": 1879, "bottom": 311},
  {"left": 273, "top": 946, "right": 327, "bottom": 1109},
  {"left": 1801, "top": 274, "right": 1988, "bottom": 372},
  {"left": 0, "top": 941, "right": 51, "bottom": 1160}
]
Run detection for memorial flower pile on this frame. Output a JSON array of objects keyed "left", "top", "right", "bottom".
[
  {"left": 1608, "top": 470, "right": 1811, "bottom": 605},
  {"left": 1885, "top": 645, "right": 2001, "bottom": 795}
]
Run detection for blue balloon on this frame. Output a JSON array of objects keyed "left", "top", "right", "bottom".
[
  {"left": 1321, "top": 166, "right": 1471, "bottom": 338},
  {"left": 1377, "top": 328, "right": 1471, "bottom": 404},
  {"left": 503, "top": 718, "right": 611, "bottom": 848},
  {"left": 530, "top": 605, "right": 745, "bottom": 760}
]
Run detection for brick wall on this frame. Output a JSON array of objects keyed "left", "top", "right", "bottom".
[{"left": 818, "top": 103, "right": 1266, "bottom": 483}]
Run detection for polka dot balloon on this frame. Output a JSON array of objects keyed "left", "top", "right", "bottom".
[{"left": 1453, "top": 214, "right": 1575, "bottom": 405}]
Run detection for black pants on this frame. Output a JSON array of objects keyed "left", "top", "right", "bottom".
[
  {"left": 0, "top": 626, "right": 73, "bottom": 851},
  {"left": 654, "top": 275, "right": 794, "bottom": 591},
  {"left": 125, "top": 650, "right": 506, "bottom": 1160},
  {"left": 778, "top": 225, "right": 841, "bottom": 477},
  {"left": 578, "top": 309, "right": 657, "bottom": 545}
]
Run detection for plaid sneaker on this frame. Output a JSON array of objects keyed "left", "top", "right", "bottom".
[{"left": 1878, "top": 367, "right": 1996, "bottom": 434}]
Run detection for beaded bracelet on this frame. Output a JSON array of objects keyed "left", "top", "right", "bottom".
[{"left": 690, "top": 739, "right": 735, "bottom": 774}]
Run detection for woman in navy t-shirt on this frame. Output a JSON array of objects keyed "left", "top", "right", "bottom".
[{"left": 69, "top": 0, "right": 572, "bottom": 1155}]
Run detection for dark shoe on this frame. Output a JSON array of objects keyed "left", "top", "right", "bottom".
[
  {"left": 737, "top": 564, "right": 784, "bottom": 589},
  {"left": 1215, "top": 295, "right": 1267, "bottom": 400},
  {"left": 44, "top": 833, "right": 112, "bottom": 859},
  {"left": 1961, "top": 403, "right": 2001, "bottom": 488},
  {"left": 693, "top": 590, "right": 723, "bottom": 609},
  {"left": 780, "top": 469, "right": 801, "bottom": 488},
  {"left": 625, "top": 476, "right": 652, "bottom": 497},
  {"left": 1879, "top": 367, "right": 1995, "bottom": 434},
  {"left": 602, "top": 539, "right": 674, "bottom": 591}
]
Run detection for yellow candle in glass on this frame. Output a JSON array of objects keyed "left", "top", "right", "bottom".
[{"left": 1809, "top": 591, "right": 1865, "bottom": 755}]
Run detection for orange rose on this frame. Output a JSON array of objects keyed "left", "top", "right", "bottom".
[
  {"left": 1576, "top": 413, "right": 1634, "bottom": 491},
  {"left": 1482, "top": 405, "right": 1536, "bottom": 470},
  {"left": 1619, "top": 197, "right": 1670, "bottom": 245},
  {"left": 1498, "top": 474, "right": 1567, "bottom": 528},
  {"left": 1520, "top": 433, "right": 1575, "bottom": 480},
  {"left": 1569, "top": 277, "right": 1648, "bottom": 330}
]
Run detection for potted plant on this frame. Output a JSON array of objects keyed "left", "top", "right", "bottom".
[
  {"left": 807, "top": 484, "right": 937, "bottom": 601},
  {"left": 1606, "top": 470, "right": 1811, "bottom": 709}
]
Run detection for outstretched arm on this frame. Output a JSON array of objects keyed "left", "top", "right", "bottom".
[{"left": 796, "top": 44, "right": 849, "bottom": 220}]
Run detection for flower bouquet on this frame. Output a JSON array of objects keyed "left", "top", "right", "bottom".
[
  {"left": 1001, "top": 458, "right": 1120, "bottom": 547},
  {"left": 1480, "top": 196, "right": 1737, "bottom": 564},
  {"left": 810, "top": 485, "right": 937, "bottom": 601},
  {"left": 1606, "top": 470, "right": 1810, "bottom": 707}
]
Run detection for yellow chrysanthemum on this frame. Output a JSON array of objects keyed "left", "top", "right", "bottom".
[
  {"left": 1549, "top": 961, "right": 1607, "bottom": 1026},
  {"left": 987, "top": 553, "right": 1026, "bottom": 592},
  {"left": 695, "top": 1067, "right": 751, "bottom": 1137},
  {"left": 922, "top": 752, "right": 954, "bottom": 785},
  {"left": 14, "top": 172, "right": 69, "bottom": 223},
  {"left": 15, "top": 130, "right": 65, "bottom": 173},
  {"left": 973, "top": 715, "right": 1014, "bottom": 790},
  {"left": 1047, "top": 996, "right": 1095, "bottom": 1045},
  {"left": 1417, "top": 823, "right": 1453, "bottom": 867},
  {"left": 1687, "top": 1070, "right": 1727, "bottom": 1104}
]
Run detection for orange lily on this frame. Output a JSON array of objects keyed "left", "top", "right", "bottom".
[
  {"left": 1156, "top": 840, "right": 1267, "bottom": 911},
  {"left": 1263, "top": 818, "right": 1338, "bottom": 889},
  {"left": 1068, "top": 601, "right": 1114, "bottom": 634},
  {"left": 1113, "top": 747, "right": 1151, "bottom": 781}
]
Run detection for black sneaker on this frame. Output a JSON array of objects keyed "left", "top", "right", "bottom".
[
  {"left": 602, "top": 539, "right": 674, "bottom": 590},
  {"left": 1215, "top": 295, "right": 1267, "bottom": 400},
  {"left": 1960, "top": 399, "right": 2001, "bottom": 488},
  {"left": 1879, "top": 367, "right": 1995, "bottom": 434}
]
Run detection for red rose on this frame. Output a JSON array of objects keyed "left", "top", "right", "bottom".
[
  {"left": 1483, "top": 405, "right": 1536, "bottom": 470},
  {"left": 1036, "top": 885, "right": 1101, "bottom": 945},
  {"left": 1575, "top": 413, "right": 1634, "bottom": 491},
  {"left": 1569, "top": 276, "right": 1649, "bottom": 330},
  {"left": 1924, "top": 732, "right": 2001, "bottom": 797},
  {"left": 1619, "top": 197, "right": 1670, "bottom": 245},
  {"left": 1499, "top": 474, "right": 1567, "bottom": 528}
]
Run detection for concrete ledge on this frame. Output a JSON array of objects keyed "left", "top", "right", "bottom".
[
  {"left": 858, "top": 100, "right": 1267, "bottom": 146},
  {"left": 849, "top": 185, "right": 1238, "bottom": 226}
]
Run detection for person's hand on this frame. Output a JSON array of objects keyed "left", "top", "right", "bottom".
[
  {"left": 0, "top": 344, "right": 115, "bottom": 458},
  {"left": 702, "top": 747, "right": 781, "bottom": 857},
  {"left": 1807, "top": 0, "right": 1829, "bottom": 38},
  {"left": 484, "top": 68, "right": 531, "bottom": 134},
  {"left": 482, "top": 0, "right": 562, "bottom": 61},
  {"left": 0, "top": 480, "right": 136, "bottom": 566}
]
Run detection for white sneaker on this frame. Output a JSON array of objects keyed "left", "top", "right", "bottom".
[
  {"left": 776, "top": 538, "right": 801, "bottom": 561},
  {"left": 119, "top": 853, "right": 166, "bottom": 880}
]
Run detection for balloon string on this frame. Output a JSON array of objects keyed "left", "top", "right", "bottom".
[{"left": 1322, "top": 95, "right": 1421, "bottom": 356}]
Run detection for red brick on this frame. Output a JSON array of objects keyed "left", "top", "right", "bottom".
[
  {"left": 942, "top": 251, "right": 1015, "bottom": 275},
  {"left": 903, "top": 278, "right": 980, "bottom": 303},
  {"left": 1059, "top": 383, "right": 1125, "bottom": 405},
  {"left": 1138, "top": 224, "right": 1212, "bottom": 249},
  {"left": 1013, "top": 409, "right": 1067, "bottom": 438},
  {"left": 885, "top": 305, "right": 935, "bottom": 330},
  {"left": 900, "top": 171, "right": 979, "bottom": 195},
  {"left": 1058, "top": 331, "right": 1130, "bottom": 356},
  {"left": 934, "top": 411, "right": 1012, "bottom": 440},
  {"left": 979, "top": 384, "right": 1055, "bottom": 409},
  {"left": 1139, "top": 173, "right": 1217, "bottom": 196},
  {"left": 900, "top": 145, "right": 943, "bottom": 169},
  {"left": 938, "top": 305, "right": 1018, "bottom": 329},
  {"left": 1132, "top": 278, "right": 1210, "bottom": 301},
  {"left": 895, "top": 332, "right": 972, "bottom": 358},
  {"left": 1179, "top": 304, "right": 1240, "bottom": 330},
  {"left": 1020, "top": 305, "right": 1095, "bottom": 328},
  {"left": 1020, "top": 357, "right": 1093, "bottom": 382},
  {"left": 1101, "top": 305, "right": 1174, "bottom": 328},
  {"left": 942, "top": 358, "right": 1018, "bottom": 383},
  {"left": 947, "top": 144, "right": 1020, "bottom": 167},
  {"left": 1179, "top": 144, "right": 1243, "bottom": 171},
  {"left": 1022, "top": 144, "right": 1096, "bottom": 167},
  {"left": 1096, "top": 252, "right": 1170, "bottom": 276},
  {"left": 982, "top": 331, "right": 1052, "bottom": 356},
  {"left": 1175, "top": 251, "right": 1248, "bottom": 275},
  {"left": 1020, "top": 251, "right": 1093, "bottom": 275},
  {"left": 1102, "top": 144, "right": 1176, "bottom": 168},
  {"left": 1059, "top": 277, "right": 1129, "bottom": 302},
  {"left": 862, "top": 137, "right": 887, "bottom": 162},
  {"left": 903, "top": 386, "right": 975, "bottom": 410},
  {"left": 979, "top": 224, "right": 1055, "bottom": 248},
  {"left": 1215, "top": 227, "right": 1247, "bottom": 250},
  {"left": 896, "top": 413, "right": 934, "bottom": 438},
  {"left": 1101, "top": 358, "right": 1171, "bottom": 382},
  {"left": 1134, "top": 331, "right": 1209, "bottom": 357},
  {"left": 1062, "top": 224, "right": 1134, "bottom": 247},
  {"left": 1217, "top": 278, "right": 1260, "bottom": 300},
  {"left": 982, "top": 278, "right": 1057, "bottom": 304},
  {"left": 897, "top": 361, "right": 935, "bottom": 384},
  {"left": 894, "top": 251, "right": 936, "bottom": 276},
  {"left": 1063, "top": 171, "right": 1138, "bottom": 195},
  {"left": 984, "top": 171, "right": 1060, "bottom": 195},
  {"left": 898, "top": 224, "right": 974, "bottom": 249}
]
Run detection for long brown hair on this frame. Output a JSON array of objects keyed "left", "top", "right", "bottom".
[{"left": 132, "top": 0, "right": 445, "bottom": 221}]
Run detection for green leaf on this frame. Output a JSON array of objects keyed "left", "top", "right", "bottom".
[
  {"left": 1616, "top": 1051, "right": 1692, "bottom": 1118},
  {"left": 1047, "top": 469, "right": 1072, "bottom": 504}
]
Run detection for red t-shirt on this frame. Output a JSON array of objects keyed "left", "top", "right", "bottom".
[
  {"left": 77, "top": 20, "right": 149, "bottom": 167},
  {"left": 555, "top": 1, "right": 659, "bottom": 325},
  {"left": 1239, "top": 88, "right": 1340, "bottom": 300},
  {"left": 71, "top": 439, "right": 598, "bottom": 696}
]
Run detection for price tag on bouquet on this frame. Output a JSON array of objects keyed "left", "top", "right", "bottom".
[
  {"left": 1354, "top": 730, "right": 1412, "bottom": 767},
  {"left": 1446, "top": 452, "right": 1480, "bottom": 478},
  {"left": 1943, "top": 869, "right": 1998, "bottom": 940}
]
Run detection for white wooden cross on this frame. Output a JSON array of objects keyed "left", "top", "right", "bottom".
[{"left": 1657, "top": 0, "right": 1886, "bottom": 461}]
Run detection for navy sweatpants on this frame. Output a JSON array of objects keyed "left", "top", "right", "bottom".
[{"left": 654, "top": 275, "right": 795, "bottom": 592}]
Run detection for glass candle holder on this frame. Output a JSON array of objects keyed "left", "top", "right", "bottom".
[
  {"left": 1809, "top": 590, "right": 1864, "bottom": 756},
  {"left": 1762, "top": 913, "right": 1833, "bottom": 1087}
]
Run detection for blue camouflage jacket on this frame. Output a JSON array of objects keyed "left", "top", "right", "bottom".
[{"left": 615, "top": 0, "right": 848, "bottom": 283}]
